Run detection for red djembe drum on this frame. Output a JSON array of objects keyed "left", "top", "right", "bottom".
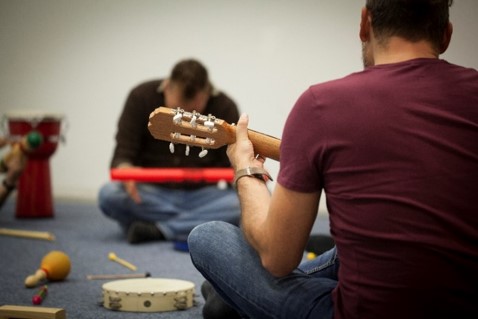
[{"left": 5, "top": 111, "right": 64, "bottom": 218}]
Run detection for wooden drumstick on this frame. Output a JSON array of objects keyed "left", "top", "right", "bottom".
[
  {"left": 25, "top": 251, "right": 71, "bottom": 288},
  {"left": 87, "top": 272, "right": 151, "bottom": 280},
  {"left": 108, "top": 252, "right": 137, "bottom": 271},
  {"left": 0, "top": 228, "right": 55, "bottom": 241}
]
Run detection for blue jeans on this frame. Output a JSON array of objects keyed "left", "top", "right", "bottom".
[
  {"left": 188, "top": 221, "right": 338, "bottom": 319},
  {"left": 98, "top": 182, "right": 240, "bottom": 240}
]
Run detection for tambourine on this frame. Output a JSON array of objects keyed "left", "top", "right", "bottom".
[{"left": 102, "top": 278, "right": 195, "bottom": 312}]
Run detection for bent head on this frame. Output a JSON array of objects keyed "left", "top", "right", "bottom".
[{"left": 164, "top": 59, "right": 212, "bottom": 113}]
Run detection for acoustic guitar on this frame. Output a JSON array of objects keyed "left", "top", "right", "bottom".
[{"left": 148, "top": 107, "right": 281, "bottom": 161}]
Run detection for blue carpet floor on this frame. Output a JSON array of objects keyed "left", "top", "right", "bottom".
[
  {"left": 0, "top": 198, "right": 205, "bottom": 319},
  {"left": 0, "top": 197, "right": 330, "bottom": 319}
]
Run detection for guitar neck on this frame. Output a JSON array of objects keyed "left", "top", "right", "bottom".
[{"left": 224, "top": 123, "right": 280, "bottom": 161}]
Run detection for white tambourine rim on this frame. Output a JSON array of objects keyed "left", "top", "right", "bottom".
[
  {"left": 102, "top": 278, "right": 195, "bottom": 313},
  {"left": 102, "top": 278, "right": 195, "bottom": 293}
]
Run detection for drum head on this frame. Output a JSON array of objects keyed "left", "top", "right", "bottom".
[{"left": 102, "top": 278, "right": 195, "bottom": 294}]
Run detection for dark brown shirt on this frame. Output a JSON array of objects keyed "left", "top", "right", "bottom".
[{"left": 111, "top": 79, "right": 240, "bottom": 188}]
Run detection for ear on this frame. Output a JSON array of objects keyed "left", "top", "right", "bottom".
[
  {"left": 440, "top": 22, "right": 453, "bottom": 54},
  {"left": 359, "top": 7, "right": 371, "bottom": 42},
  {"left": 163, "top": 78, "right": 170, "bottom": 89}
]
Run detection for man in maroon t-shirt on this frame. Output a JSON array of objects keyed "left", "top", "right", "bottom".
[{"left": 188, "top": 1, "right": 478, "bottom": 318}]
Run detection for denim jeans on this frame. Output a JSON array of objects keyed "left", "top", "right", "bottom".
[
  {"left": 188, "top": 221, "right": 338, "bottom": 319},
  {"left": 98, "top": 182, "right": 240, "bottom": 240}
]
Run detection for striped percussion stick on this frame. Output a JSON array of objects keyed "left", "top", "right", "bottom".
[{"left": 32, "top": 285, "right": 48, "bottom": 305}]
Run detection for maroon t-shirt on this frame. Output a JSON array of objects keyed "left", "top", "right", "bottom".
[{"left": 278, "top": 59, "right": 478, "bottom": 318}]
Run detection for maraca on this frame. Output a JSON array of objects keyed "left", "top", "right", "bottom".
[
  {"left": 22, "top": 130, "right": 43, "bottom": 150},
  {"left": 25, "top": 250, "right": 71, "bottom": 288},
  {"left": 0, "top": 130, "right": 43, "bottom": 172}
]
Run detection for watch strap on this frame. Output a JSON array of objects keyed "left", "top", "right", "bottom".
[{"left": 233, "top": 167, "right": 273, "bottom": 188}]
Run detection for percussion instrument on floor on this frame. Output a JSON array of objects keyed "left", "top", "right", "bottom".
[
  {"left": 102, "top": 278, "right": 195, "bottom": 312},
  {"left": 25, "top": 250, "right": 71, "bottom": 288},
  {"left": 0, "top": 305, "right": 66, "bottom": 319},
  {"left": 3, "top": 111, "right": 65, "bottom": 218}
]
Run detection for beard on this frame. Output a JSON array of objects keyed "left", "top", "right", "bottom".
[{"left": 362, "top": 42, "right": 374, "bottom": 68}]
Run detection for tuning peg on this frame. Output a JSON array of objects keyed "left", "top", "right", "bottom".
[
  {"left": 204, "top": 114, "right": 215, "bottom": 131},
  {"left": 199, "top": 148, "right": 208, "bottom": 158},
  {"left": 173, "top": 108, "right": 184, "bottom": 124},
  {"left": 173, "top": 112, "right": 183, "bottom": 124},
  {"left": 190, "top": 111, "right": 198, "bottom": 128},
  {"left": 169, "top": 142, "right": 175, "bottom": 154},
  {"left": 185, "top": 145, "right": 190, "bottom": 156}
]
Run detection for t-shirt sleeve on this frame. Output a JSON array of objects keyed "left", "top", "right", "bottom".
[{"left": 277, "top": 88, "right": 323, "bottom": 193}]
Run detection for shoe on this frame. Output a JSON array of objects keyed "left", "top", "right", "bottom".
[
  {"left": 306, "top": 234, "right": 335, "bottom": 255},
  {"left": 201, "top": 280, "right": 241, "bottom": 319},
  {"left": 127, "top": 221, "right": 165, "bottom": 244}
]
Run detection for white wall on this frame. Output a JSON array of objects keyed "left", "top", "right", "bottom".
[{"left": 1, "top": 0, "right": 477, "bottom": 205}]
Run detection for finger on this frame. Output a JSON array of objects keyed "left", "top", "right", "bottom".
[
  {"left": 235, "top": 113, "right": 249, "bottom": 142},
  {"left": 255, "top": 154, "right": 266, "bottom": 164},
  {"left": 124, "top": 181, "right": 142, "bottom": 204},
  {"left": 0, "top": 137, "right": 8, "bottom": 148},
  {"left": 130, "top": 188, "right": 142, "bottom": 204}
]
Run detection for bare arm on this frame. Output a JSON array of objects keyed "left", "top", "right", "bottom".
[{"left": 228, "top": 114, "right": 321, "bottom": 277}]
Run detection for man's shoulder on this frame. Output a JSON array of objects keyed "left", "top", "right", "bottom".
[
  {"left": 130, "top": 79, "right": 163, "bottom": 93},
  {"left": 207, "top": 91, "right": 239, "bottom": 121},
  {"left": 307, "top": 70, "right": 367, "bottom": 95},
  {"left": 211, "top": 90, "right": 235, "bottom": 103},
  {"left": 208, "top": 90, "right": 237, "bottom": 109}
]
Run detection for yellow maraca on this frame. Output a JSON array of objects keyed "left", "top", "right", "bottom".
[{"left": 25, "top": 250, "right": 71, "bottom": 288}]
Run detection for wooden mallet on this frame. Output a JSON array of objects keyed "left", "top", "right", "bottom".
[{"left": 108, "top": 252, "right": 137, "bottom": 271}]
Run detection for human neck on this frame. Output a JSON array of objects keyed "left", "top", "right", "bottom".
[{"left": 373, "top": 37, "right": 439, "bottom": 66}]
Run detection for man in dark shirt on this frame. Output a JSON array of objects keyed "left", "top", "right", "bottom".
[
  {"left": 188, "top": 1, "right": 478, "bottom": 318},
  {"left": 99, "top": 59, "right": 240, "bottom": 244}
]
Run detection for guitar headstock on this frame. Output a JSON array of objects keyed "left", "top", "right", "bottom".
[{"left": 148, "top": 107, "right": 236, "bottom": 157}]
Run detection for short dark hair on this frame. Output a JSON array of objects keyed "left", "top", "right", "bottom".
[
  {"left": 170, "top": 59, "right": 210, "bottom": 100},
  {"left": 365, "top": 0, "right": 453, "bottom": 50}
]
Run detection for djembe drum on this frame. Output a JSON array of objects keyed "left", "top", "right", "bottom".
[{"left": 5, "top": 111, "right": 64, "bottom": 218}]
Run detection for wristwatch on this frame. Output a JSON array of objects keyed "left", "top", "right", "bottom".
[{"left": 233, "top": 167, "right": 273, "bottom": 188}]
